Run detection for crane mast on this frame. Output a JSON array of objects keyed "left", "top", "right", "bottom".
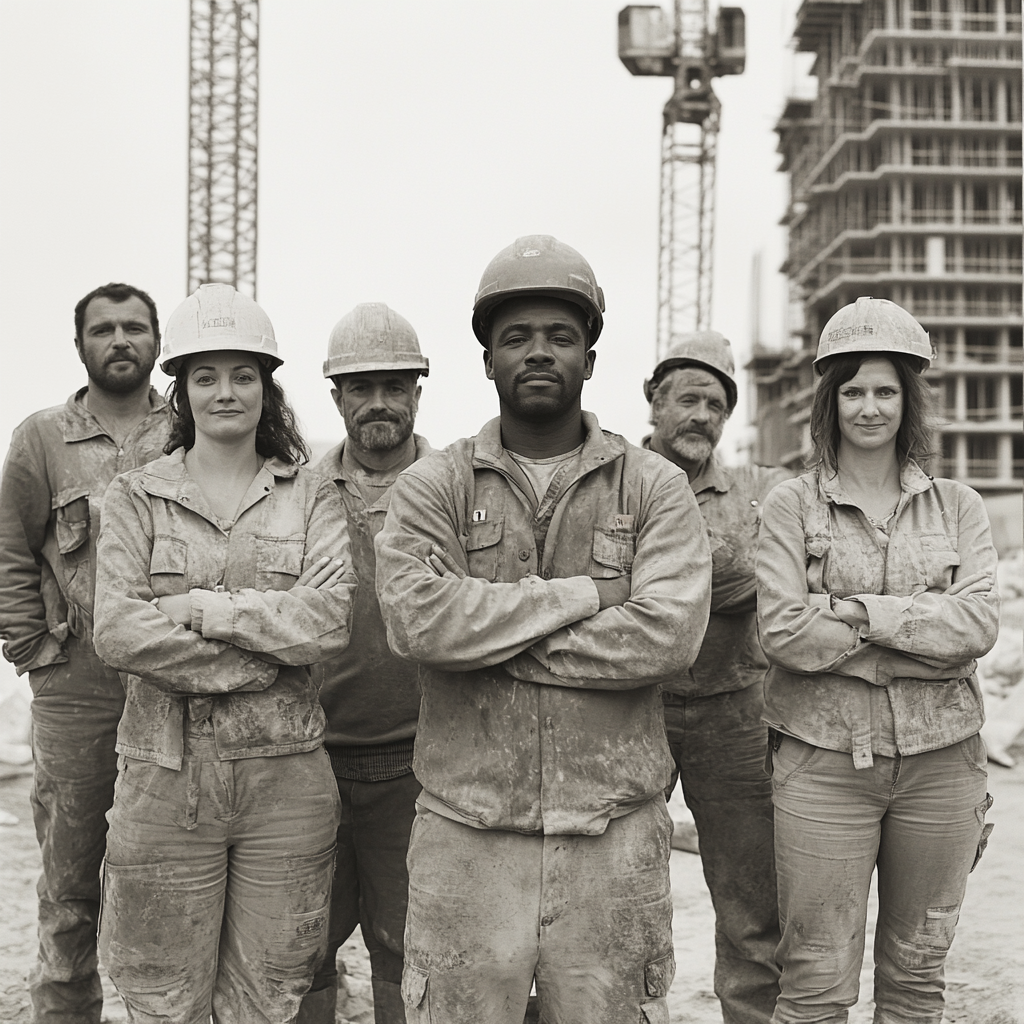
[
  {"left": 188, "top": 0, "right": 260, "bottom": 298},
  {"left": 618, "top": 2, "right": 745, "bottom": 359}
]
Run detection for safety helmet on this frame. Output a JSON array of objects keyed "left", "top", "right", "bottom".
[
  {"left": 323, "top": 303, "right": 429, "bottom": 379},
  {"left": 472, "top": 235, "right": 605, "bottom": 347},
  {"left": 161, "top": 283, "right": 281, "bottom": 376},
  {"left": 814, "top": 297, "right": 932, "bottom": 374},
  {"left": 643, "top": 330, "right": 738, "bottom": 411}
]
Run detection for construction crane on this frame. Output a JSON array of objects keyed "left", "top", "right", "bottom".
[
  {"left": 187, "top": 0, "right": 260, "bottom": 298},
  {"left": 618, "top": 2, "right": 745, "bottom": 359}
]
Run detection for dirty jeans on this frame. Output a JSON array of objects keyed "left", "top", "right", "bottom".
[
  {"left": 401, "top": 797, "right": 675, "bottom": 1024},
  {"left": 663, "top": 683, "right": 781, "bottom": 1024},
  {"left": 100, "top": 729, "right": 341, "bottom": 1024},
  {"left": 305, "top": 771, "right": 419, "bottom": 1024},
  {"left": 771, "top": 735, "right": 992, "bottom": 1024},
  {"left": 28, "top": 638, "right": 124, "bottom": 1024}
]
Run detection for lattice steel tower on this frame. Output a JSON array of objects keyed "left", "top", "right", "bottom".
[
  {"left": 619, "top": 3, "right": 745, "bottom": 358},
  {"left": 188, "top": 0, "right": 259, "bottom": 298}
]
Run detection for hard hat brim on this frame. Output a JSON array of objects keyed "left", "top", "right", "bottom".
[
  {"left": 322, "top": 357, "right": 429, "bottom": 379},
  {"left": 472, "top": 287, "right": 604, "bottom": 347},
  {"left": 161, "top": 341, "right": 283, "bottom": 376},
  {"left": 813, "top": 346, "right": 930, "bottom": 375},
  {"left": 644, "top": 357, "right": 738, "bottom": 410}
]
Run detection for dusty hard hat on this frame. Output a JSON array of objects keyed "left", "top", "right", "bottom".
[
  {"left": 814, "top": 297, "right": 932, "bottom": 374},
  {"left": 643, "top": 330, "right": 738, "bottom": 410},
  {"left": 161, "top": 284, "right": 281, "bottom": 376},
  {"left": 472, "top": 235, "right": 605, "bottom": 346},
  {"left": 323, "top": 303, "right": 429, "bottom": 379}
]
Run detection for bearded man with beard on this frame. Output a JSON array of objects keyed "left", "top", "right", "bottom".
[
  {"left": 643, "top": 331, "right": 790, "bottom": 1024},
  {"left": 0, "top": 282, "right": 170, "bottom": 1023},
  {"left": 299, "top": 303, "right": 432, "bottom": 1024}
]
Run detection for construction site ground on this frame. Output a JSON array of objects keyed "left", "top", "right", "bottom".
[{"left": 0, "top": 739, "right": 1021, "bottom": 1024}]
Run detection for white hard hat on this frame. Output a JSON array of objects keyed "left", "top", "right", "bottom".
[
  {"left": 644, "top": 330, "right": 738, "bottom": 410},
  {"left": 814, "top": 297, "right": 932, "bottom": 374},
  {"left": 161, "top": 284, "right": 282, "bottom": 376},
  {"left": 323, "top": 303, "right": 429, "bottom": 379}
]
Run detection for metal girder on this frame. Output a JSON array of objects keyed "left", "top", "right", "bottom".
[{"left": 188, "top": 0, "right": 259, "bottom": 298}]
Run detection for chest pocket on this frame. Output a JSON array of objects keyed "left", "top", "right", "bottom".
[
  {"left": 465, "top": 517, "right": 503, "bottom": 581},
  {"left": 53, "top": 488, "right": 91, "bottom": 558},
  {"left": 150, "top": 535, "right": 189, "bottom": 596},
  {"left": 591, "top": 525, "right": 636, "bottom": 578},
  {"left": 917, "top": 534, "right": 960, "bottom": 592},
  {"left": 254, "top": 537, "right": 304, "bottom": 591}
]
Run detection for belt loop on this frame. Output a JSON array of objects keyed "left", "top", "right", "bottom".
[{"left": 184, "top": 757, "right": 202, "bottom": 831}]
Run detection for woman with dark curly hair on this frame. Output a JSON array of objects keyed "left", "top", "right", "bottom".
[
  {"left": 755, "top": 297, "right": 999, "bottom": 1024},
  {"left": 93, "top": 284, "right": 356, "bottom": 1023}
]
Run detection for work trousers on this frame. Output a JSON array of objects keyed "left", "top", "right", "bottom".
[
  {"left": 100, "top": 732, "right": 341, "bottom": 1024},
  {"left": 28, "top": 638, "right": 124, "bottom": 1024},
  {"left": 304, "top": 770, "right": 419, "bottom": 1024},
  {"left": 402, "top": 797, "right": 675, "bottom": 1024},
  {"left": 663, "top": 683, "right": 781, "bottom": 1024},
  {"left": 770, "top": 735, "right": 992, "bottom": 1024}
]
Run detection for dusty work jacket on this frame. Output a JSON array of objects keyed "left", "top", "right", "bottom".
[
  {"left": 93, "top": 449, "right": 357, "bottom": 770},
  {"left": 375, "top": 413, "right": 712, "bottom": 836},
  {"left": 756, "top": 461, "right": 999, "bottom": 768},
  {"left": 643, "top": 444, "right": 789, "bottom": 697},
  {"left": 313, "top": 435, "right": 431, "bottom": 762},
  {"left": 0, "top": 388, "right": 170, "bottom": 676}
]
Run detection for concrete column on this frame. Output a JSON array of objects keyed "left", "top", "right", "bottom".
[{"left": 926, "top": 235, "right": 946, "bottom": 275}]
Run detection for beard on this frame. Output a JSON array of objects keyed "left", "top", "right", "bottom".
[
  {"left": 83, "top": 350, "right": 155, "bottom": 394},
  {"left": 497, "top": 368, "right": 577, "bottom": 422},
  {"left": 346, "top": 410, "right": 415, "bottom": 451},
  {"left": 664, "top": 427, "right": 719, "bottom": 466}
]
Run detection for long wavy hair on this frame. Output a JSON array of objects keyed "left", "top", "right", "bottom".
[
  {"left": 809, "top": 352, "right": 934, "bottom": 474},
  {"left": 164, "top": 358, "right": 310, "bottom": 465}
]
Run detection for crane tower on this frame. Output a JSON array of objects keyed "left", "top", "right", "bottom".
[
  {"left": 188, "top": 0, "right": 260, "bottom": 298},
  {"left": 618, "top": 3, "right": 745, "bottom": 359}
]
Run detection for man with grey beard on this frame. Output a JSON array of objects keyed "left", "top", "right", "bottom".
[
  {"left": 644, "top": 331, "right": 788, "bottom": 1024},
  {"left": 298, "top": 303, "right": 432, "bottom": 1024}
]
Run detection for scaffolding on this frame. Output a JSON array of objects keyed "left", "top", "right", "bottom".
[{"left": 187, "top": 0, "right": 260, "bottom": 298}]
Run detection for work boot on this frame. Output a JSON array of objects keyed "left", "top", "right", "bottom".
[
  {"left": 370, "top": 976, "right": 406, "bottom": 1023},
  {"left": 295, "top": 981, "right": 338, "bottom": 1024}
]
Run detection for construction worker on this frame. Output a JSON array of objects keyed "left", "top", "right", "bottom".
[
  {"left": 375, "top": 235, "right": 712, "bottom": 1024},
  {"left": 298, "top": 304, "right": 433, "bottom": 1024},
  {"left": 93, "top": 284, "right": 355, "bottom": 1023},
  {"left": 643, "top": 331, "right": 787, "bottom": 1024},
  {"left": 0, "top": 283, "right": 170, "bottom": 1023}
]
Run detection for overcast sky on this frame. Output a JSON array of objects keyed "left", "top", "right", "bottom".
[{"left": 0, "top": 0, "right": 813, "bottom": 463}]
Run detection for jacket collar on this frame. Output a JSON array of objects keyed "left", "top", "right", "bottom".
[
  {"left": 138, "top": 447, "right": 297, "bottom": 506},
  {"left": 61, "top": 386, "right": 168, "bottom": 443},
  {"left": 474, "top": 411, "right": 624, "bottom": 471},
  {"left": 323, "top": 434, "right": 432, "bottom": 488},
  {"left": 818, "top": 459, "right": 933, "bottom": 507}
]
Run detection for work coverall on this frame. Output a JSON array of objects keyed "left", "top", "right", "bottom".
[
  {"left": 303, "top": 435, "right": 433, "bottom": 1024},
  {"left": 92, "top": 449, "right": 356, "bottom": 1024},
  {"left": 646, "top": 449, "right": 788, "bottom": 1024},
  {"left": 0, "top": 388, "right": 169, "bottom": 1023},
  {"left": 756, "top": 463, "right": 999, "bottom": 1024},
  {"left": 375, "top": 413, "right": 712, "bottom": 1024}
]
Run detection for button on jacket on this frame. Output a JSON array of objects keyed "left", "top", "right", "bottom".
[
  {"left": 756, "top": 462, "right": 999, "bottom": 768},
  {"left": 93, "top": 449, "right": 357, "bottom": 770},
  {"left": 375, "top": 413, "right": 712, "bottom": 836},
  {"left": 0, "top": 388, "right": 171, "bottom": 675}
]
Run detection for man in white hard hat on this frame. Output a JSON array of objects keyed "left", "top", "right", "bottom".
[
  {"left": 643, "top": 331, "right": 788, "bottom": 1024},
  {"left": 375, "top": 236, "right": 712, "bottom": 1023},
  {"left": 298, "top": 304, "right": 433, "bottom": 1024},
  {"left": 0, "top": 283, "right": 170, "bottom": 1023}
]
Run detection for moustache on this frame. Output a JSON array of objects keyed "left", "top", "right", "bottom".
[
  {"left": 675, "top": 427, "right": 712, "bottom": 441},
  {"left": 106, "top": 353, "right": 138, "bottom": 366},
  {"left": 356, "top": 411, "right": 403, "bottom": 426}
]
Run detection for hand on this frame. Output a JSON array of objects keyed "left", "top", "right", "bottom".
[
  {"left": 943, "top": 571, "right": 994, "bottom": 598},
  {"left": 831, "top": 598, "right": 869, "bottom": 630},
  {"left": 594, "top": 575, "right": 631, "bottom": 611},
  {"left": 426, "top": 544, "right": 467, "bottom": 580},
  {"left": 297, "top": 556, "right": 348, "bottom": 590},
  {"left": 152, "top": 594, "right": 192, "bottom": 627}
]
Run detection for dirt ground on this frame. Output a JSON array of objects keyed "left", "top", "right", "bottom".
[{"left": 1, "top": 741, "right": 1022, "bottom": 1024}]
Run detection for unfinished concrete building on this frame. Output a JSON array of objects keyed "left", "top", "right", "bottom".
[{"left": 753, "top": 0, "right": 1022, "bottom": 495}]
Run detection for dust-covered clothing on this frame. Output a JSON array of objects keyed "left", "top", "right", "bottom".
[
  {"left": 93, "top": 448, "right": 356, "bottom": 1023},
  {"left": 755, "top": 463, "right": 998, "bottom": 1023},
  {"left": 375, "top": 412, "right": 711, "bottom": 1021},
  {"left": 0, "top": 387, "right": 170, "bottom": 1024}
]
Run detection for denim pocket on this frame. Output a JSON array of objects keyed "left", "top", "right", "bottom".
[
  {"left": 958, "top": 733, "right": 988, "bottom": 775},
  {"left": 401, "top": 963, "right": 430, "bottom": 1021},
  {"left": 771, "top": 735, "right": 823, "bottom": 787},
  {"left": 971, "top": 792, "right": 995, "bottom": 872}
]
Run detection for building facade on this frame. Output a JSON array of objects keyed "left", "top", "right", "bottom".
[{"left": 753, "top": 0, "right": 1022, "bottom": 495}]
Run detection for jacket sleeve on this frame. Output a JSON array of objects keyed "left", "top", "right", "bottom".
[
  {"left": 0, "top": 438, "right": 66, "bottom": 673},
  {"left": 375, "top": 459, "right": 601, "bottom": 671},
  {"left": 94, "top": 476, "right": 279, "bottom": 694},
  {"left": 189, "top": 478, "right": 357, "bottom": 665},
  {"left": 755, "top": 480, "right": 974, "bottom": 686},
  {"left": 505, "top": 470, "right": 712, "bottom": 690},
  {"left": 852, "top": 485, "right": 999, "bottom": 665}
]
